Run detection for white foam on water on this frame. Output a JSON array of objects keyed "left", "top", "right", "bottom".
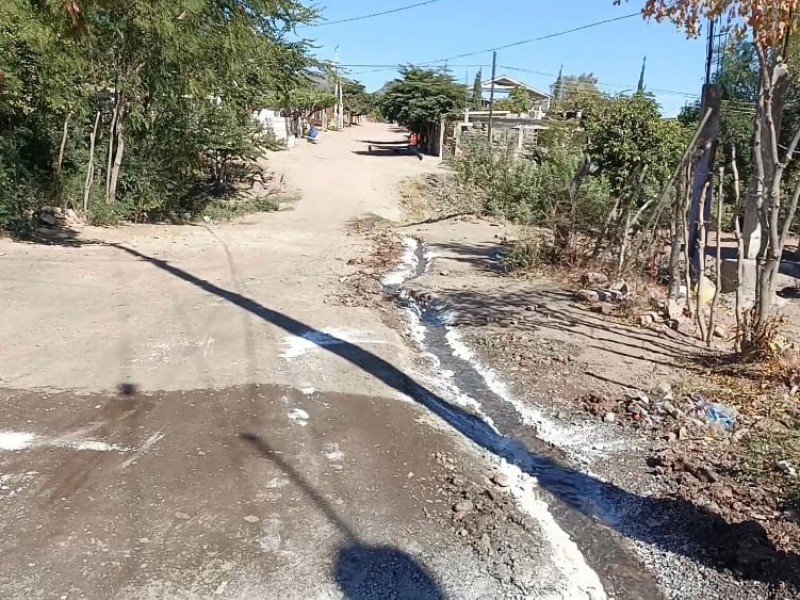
[
  {"left": 495, "top": 463, "right": 608, "bottom": 600},
  {"left": 0, "top": 431, "right": 36, "bottom": 451},
  {"left": 0, "top": 430, "right": 128, "bottom": 453},
  {"left": 381, "top": 237, "right": 420, "bottom": 287},
  {"left": 57, "top": 440, "right": 127, "bottom": 452},
  {"left": 288, "top": 408, "right": 310, "bottom": 426},
  {"left": 381, "top": 239, "right": 609, "bottom": 598},
  {"left": 444, "top": 327, "right": 627, "bottom": 465}
]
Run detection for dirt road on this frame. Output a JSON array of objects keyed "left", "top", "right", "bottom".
[{"left": 0, "top": 123, "right": 621, "bottom": 599}]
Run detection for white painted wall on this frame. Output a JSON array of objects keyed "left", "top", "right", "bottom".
[{"left": 253, "top": 109, "right": 289, "bottom": 142}]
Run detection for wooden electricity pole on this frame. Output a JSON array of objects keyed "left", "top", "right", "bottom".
[{"left": 487, "top": 51, "right": 497, "bottom": 143}]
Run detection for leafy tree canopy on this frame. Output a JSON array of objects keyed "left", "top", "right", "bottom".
[
  {"left": 379, "top": 66, "right": 465, "bottom": 137},
  {"left": 498, "top": 87, "right": 533, "bottom": 114},
  {"left": 0, "top": 0, "right": 317, "bottom": 227},
  {"left": 586, "top": 93, "right": 690, "bottom": 196}
]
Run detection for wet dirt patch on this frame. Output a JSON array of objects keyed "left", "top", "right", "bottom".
[{"left": 0, "top": 384, "right": 551, "bottom": 599}]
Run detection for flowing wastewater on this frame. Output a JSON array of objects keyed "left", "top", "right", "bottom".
[{"left": 383, "top": 238, "right": 664, "bottom": 600}]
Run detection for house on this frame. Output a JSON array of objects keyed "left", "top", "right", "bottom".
[{"left": 481, "top": 75, "right": 552, "bottom": 118}]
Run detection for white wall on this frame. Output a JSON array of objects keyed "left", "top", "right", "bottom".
[{"left": 253, "top": 109, "right": 289, "bottom": 141}]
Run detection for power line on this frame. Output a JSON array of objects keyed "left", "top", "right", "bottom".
[
  {"left": 499, "top": 64, "right": 701, "bottom": 99},
  {"left": 347, "top": 60, "right": 703, "bottom": 101},
  {"left": 340, "top": 63, "right": 489, "bottom": 69},
  {"left": 348, "top": 13, "right": 641, "bottom": 75},
  {"left": 308, "top": 0, "right": 442, "bottom": 27},
  {"left": 419, "top": 12, "right": 642, "bottom": 65}
]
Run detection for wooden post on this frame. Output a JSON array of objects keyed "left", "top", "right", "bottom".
[
  {"left": 83, "top": 111, "right": 101, "bottom": 214},
  {"left": 438, "top": 116, "right": 445, "bottom": 160},
  {"left": 707, "top": 167, "right": 725, "bottom": 345},
  {"left": 487, "top": 51, "right": 497, "bottom": 143}
]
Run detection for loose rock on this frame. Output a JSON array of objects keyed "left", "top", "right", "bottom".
[
  {"left": 591, "top": 303, "right": 614, "bottom": 316},
  {"left": 491, "top": 472, "right": 512, "bottom": 488},
  {"left": 666, "top": 299, "right": 684, "bottom": 321},
  {"left": 574, "top": 289, "right": 600, "bottom": 303},
  {"left": 39, "top": 212, "right": 57, "bottom": 226},
  {"left": 776, "top": 460, "right": 798, "bottom": 478},
  {"left": 454, "top": 500, "right": 474, "bottom": 513},
  {"left": 652, "top": 381, "right": 674, "bottom": 402},
  {"left": 580, "top": 272, "right": 609, "bottom": 287}
]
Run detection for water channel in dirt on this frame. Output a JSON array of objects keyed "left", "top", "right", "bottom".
[{"left": 383, "top": 238, "right": 664, "bottom": 600}]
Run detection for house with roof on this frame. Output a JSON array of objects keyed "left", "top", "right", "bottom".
[{"left": 481, "top": 75, "right": 552, "bottom": 118}]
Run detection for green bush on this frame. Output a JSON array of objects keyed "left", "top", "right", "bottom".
[{"left": 0, "top": 0, "right": 317, "bottom": 232}]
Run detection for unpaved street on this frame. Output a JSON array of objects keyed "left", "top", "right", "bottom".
[{"left": 1, "top": 124, "right": 632, "bottom": 599}]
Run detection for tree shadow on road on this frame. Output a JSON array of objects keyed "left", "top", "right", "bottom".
[{"left": 109, "top": 242, "right": 800, "bottom": 595}]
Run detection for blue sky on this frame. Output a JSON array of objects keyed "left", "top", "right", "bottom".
[{"left": 297, "top": 0, "right": 708, "bottom": 116}]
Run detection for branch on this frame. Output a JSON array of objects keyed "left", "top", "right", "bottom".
[
  {"left": 783, "top": 124, "right": 800, "bottom": 167},
  {"left": 755, "top": 44, "right": 781, "bottom": 169},
  {"left": 780, "top": 175, "right": 800, "bottom": 251}
]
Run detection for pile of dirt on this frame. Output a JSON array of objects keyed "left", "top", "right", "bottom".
[{"left": 333, "top": 222, "right": 402, "bottom": 309}]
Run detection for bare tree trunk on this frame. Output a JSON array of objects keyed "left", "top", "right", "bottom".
[
  {"left": 680, "top": 164, "right": 694, "bottom": 318},
  {"left": 108, "top": 130, "right": 125, "bottom": 205},
  {"left": 707, "top": 167, "right": 724, "bottom": 346},
  {"left": 667, "top": 192, "right": 683, "bottom": 300},
  {"left": 593, "top": 195, "right": 621, "bottom": 258},
  {"left": 106, "top": 96, "right": 126, "bottom": 204},
  {"left": 105, "top": 99, "right": 119, "bottom": 203},
  {"left": 730, "top": 146, "right": 745, "bottom": 352},
  {"left": 54, "top": 111, "right": 72, "bottom": 205},
  {"left": 83, "top": 111, "right": 101, "bottom": 214},
  {"left": 695, "top": 182, "right": 710, "bottom": 341},
  {"left": 749, "top": 50, "right": 795, "bottom": 338}
]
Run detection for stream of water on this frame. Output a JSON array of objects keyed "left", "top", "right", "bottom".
[{"left": 383, "top": 238, "right": 664, "bottom": 600}]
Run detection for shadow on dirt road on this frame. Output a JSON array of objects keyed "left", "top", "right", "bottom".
[
  {"left": 109, "top": 242, "right": 800, "bottom": 594},
  {"left": 241, "top": 433, "right": 445, "bottom": 600}
]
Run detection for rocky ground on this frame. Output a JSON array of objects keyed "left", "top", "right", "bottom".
[{"left": 334, "top": 171, "right": 800, "bottom": 599}]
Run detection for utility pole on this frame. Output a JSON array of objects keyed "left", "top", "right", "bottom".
[
  {"left": 487, "top": 51, "right": 497, "bottom": 143},
  {"left": 704, "top": 18, "right": 716, "bottom": 87},
  {"left": 688, "top": 18, "right": 721, "bottom": 281},
  {"left": 465, "top": 71, "right": 469, "bottom": 111},
  {"left": 333, "top": 46, "right": 343, "bottom": 130},
  {"left": 338, "top": 76, "right": 344, "bottom": 129}
]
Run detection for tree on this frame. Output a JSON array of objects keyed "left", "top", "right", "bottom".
[
  {"left": 550, "top": 73, "right": 604, "bottom": 117},
  {"left": 379, "top": 66, "right": 465, "bottom": 152},
  {"left": 587, "top": 93, "right": 689, "bottom": 196},
  {"left": 274, "top": 85, "right": 336, "bottom": 135},
  {"left": 616, "top": 0, "right": 800, "bottom": 348},
  {"left": 0, "top": 0, "right": 317, "bottom": 226},
  {"left": 553, "top": 65, "right": 564, "bottom": 101},
  {"left": 498, "top": 87, "right": 533, "bottom": 114},
  {"left": 342, "top": 80, "right": 372, "bottom": 125},
  {"left": 585, "top": 92, "right": 690, "bottom": 268},
  {"left": 552, "top": 73, "right": 600, "bottom": 102},
  {"left": 471, "top": 69, "right": 483, "bottom": 110}
]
